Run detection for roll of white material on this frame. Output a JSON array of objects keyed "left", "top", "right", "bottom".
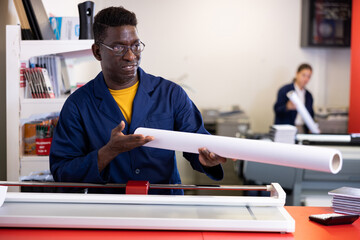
[
  {"left": 287, "top": 90, "right": 320, "bottom": 134},
  {"left": 135, "top": 127, "right": 342, "bottom": 174},
  {"left": 0, "top": 186, "right": 7, "bottom": 207},
  {"left": 296, "top": 134, "right": 351, "bottom": 143}
]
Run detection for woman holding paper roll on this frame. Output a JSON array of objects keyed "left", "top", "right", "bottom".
[{"left": 274, "top": 63, "right": 314, "bottom": 133}]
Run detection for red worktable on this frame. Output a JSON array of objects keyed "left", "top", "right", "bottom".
[{"left": 0, "top": 207, "right": 359, "bottom": 240}]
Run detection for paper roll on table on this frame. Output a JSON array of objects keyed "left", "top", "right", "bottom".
[
  {"left": 135, "top": 128, "right": 342, "bottom": 174},
  {"left": 287, "top": 91, "right": 320, "bottom": 134}
]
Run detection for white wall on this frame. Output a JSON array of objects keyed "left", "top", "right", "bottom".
[
  {"left": 35, "top": 0, "right": 353, "bottom": 133},
  {"left": 2, "top": 0, "right": 350, "bottom": 182}
]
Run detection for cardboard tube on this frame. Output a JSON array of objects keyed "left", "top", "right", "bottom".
[
  {"left": 287, "top": 91, "right": 320, "bottom": 134},
  {"left": 135, "top": 127, "right": 342, "bottom": 174}
]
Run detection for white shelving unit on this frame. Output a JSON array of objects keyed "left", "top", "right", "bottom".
[
  {"left": 6, "top": 25, "right": 93, "bottom": 190},
  {"left": 20, "top": 98, "right": 67, "bottom": 119}
]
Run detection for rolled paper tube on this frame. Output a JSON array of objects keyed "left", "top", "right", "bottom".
[
  {"left": 296, "top": 134, "right": 351, "bottom": 143},
  {"left": 135, "top": 127, "right": 342, "bottom": 174},
  {"left": 287, "top": 90, "right": 320, "bottom": 134},
  {"left": 0, "top": 186, "right": 7, "bottom": 207}
]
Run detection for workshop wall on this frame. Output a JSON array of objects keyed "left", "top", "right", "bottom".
[{"left": 43, "top": 0, "right": 351, "bottom": 133}]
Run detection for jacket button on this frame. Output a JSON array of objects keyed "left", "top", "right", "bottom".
[{"left": 135, "top": 169, "right": 140, "bottom": 174}]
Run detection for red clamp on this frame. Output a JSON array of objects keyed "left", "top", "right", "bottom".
[{"left": 125, "top": 180, "right": 150, "bottom": 195}]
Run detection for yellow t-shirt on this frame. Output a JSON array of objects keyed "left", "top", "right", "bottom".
[{"left": 109, "top": 81, "right": 139, "bottom": 124}]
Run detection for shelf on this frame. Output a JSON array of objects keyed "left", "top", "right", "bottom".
[
  {"left": 20, "top": 98, "right": 67, "bottom": 119},
  {"left": 21, "top": 156, "right": 49, "bottom": 162},
  {"left": 20, "top": 39, "right": 93, "bottom": 61},
  {"left": 20, "top": 156, "right": 49, "bottom": 177},
  {"left": 6, "top": 25, "right": 94, "bottom": 188}
]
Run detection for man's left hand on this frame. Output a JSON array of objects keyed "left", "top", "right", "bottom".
[{"left": 198, "top": 147, "right": 227, "bottom": 167}]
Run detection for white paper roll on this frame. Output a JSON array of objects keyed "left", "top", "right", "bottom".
[
  {"left": 0, "top": 186, "right": 7, "bottom": 207},
  {"left": 287, "top": 91, "right": 320, "bottom": 134},
  {"left": 135, "top": 127, "right": 342, "bottom": 174},
  {"left": 296, "top": 134, "right": 351, "bottom": 143}
]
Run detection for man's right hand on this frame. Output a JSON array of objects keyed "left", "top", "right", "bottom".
[{"left": 97, "top": 121, "right": 154, "bottom": 172}]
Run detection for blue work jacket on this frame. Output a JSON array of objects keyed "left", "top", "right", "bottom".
[
  {"left": 50, "top": 68, "right": 223, "bottom": 194},
  {"left": 274, "top": 83, "right": 314, "bottom": 128}
]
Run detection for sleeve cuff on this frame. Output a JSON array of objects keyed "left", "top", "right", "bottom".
[
  {"left": 202, "top": 164, "right": 224, "bottom": 181},
  {"left": 183, "top": 152, "right": 224, "bottom": 181}
]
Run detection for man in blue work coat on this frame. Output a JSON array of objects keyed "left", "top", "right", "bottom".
[{"left": 50, "top": 6, "right": 226, "bottom": 194}]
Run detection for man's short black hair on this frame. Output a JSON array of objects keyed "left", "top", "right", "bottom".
[{"left": 93, "top": 6, "right": 138, "bottom": 43}]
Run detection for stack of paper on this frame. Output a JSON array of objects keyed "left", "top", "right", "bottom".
[
  {"left": 269, "top": 125, "right": 297, "bottom": 144},
  {"left": 328, "top": 187, "right": 360, "bottom": 215}
]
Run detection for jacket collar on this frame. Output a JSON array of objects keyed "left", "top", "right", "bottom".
[
  {"left": 93, "top": 72, "right": 124, "bottom": 125},
  {"left": 129, "top": 68, "right": 155, "bottom": 133},
  {"left": 93, "top": 68, "right": 155, "bottom": 133}
]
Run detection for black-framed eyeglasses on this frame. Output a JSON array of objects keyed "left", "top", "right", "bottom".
[{"left": 98, "top": 41, "right": 145, "bottom": 56}]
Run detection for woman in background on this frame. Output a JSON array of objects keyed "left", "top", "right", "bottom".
[{"left": 274, "top": 63, "right": 314, "bottom": 133}]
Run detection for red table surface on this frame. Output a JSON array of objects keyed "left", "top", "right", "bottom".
[{"left": 0, "top": 206, "right": 359, "bottom": 240}]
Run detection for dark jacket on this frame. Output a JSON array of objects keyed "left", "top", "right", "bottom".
[
  {"left": 274, "top": 83, "right": 314, "bottom": 127},
  {"left": 50, "top": 68, "right": 223, "bottom": 194}
]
